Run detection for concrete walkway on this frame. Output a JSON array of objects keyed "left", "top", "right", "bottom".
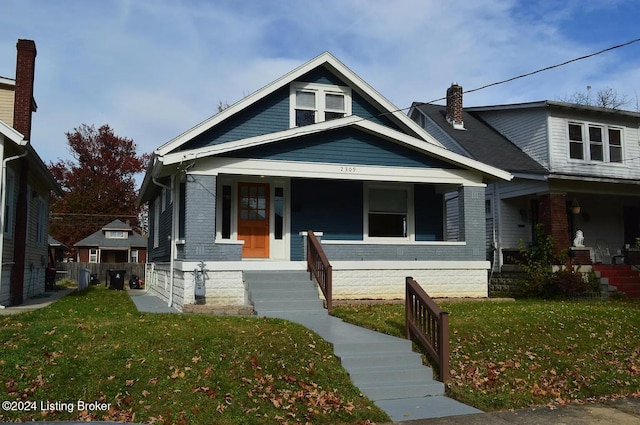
[
  {"left": 0, "top": 287, "right": 76, "bottom": 315},
  {"left": 243, "top": 270, "right": 480, "bottom": 422},
  {"left": 127, "top": 288, "right": 180, "bottom": 313}
]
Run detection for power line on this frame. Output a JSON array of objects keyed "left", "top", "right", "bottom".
[{"left": 411, "top": 37, "right": 640, "bottom": 109}]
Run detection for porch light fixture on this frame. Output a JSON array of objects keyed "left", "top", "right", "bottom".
[{"left": 571, "top": 198, "right": 581, "bottom": 215}]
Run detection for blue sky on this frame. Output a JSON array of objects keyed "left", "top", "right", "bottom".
[{"left": 1, "top": 0, "right": 639, "bottom": 181}]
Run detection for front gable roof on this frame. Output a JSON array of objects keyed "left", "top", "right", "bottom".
[
  {"left": 138, "top": 53, "right": 513, "bottom": 205},
  {"left": 155, "top": 52, "right": 441, "bottom": 157}
]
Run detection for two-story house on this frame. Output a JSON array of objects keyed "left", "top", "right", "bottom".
[
  {"left": 0, "top": 39, "right": 62, "bottom": 307},
  {"left": 137, "top": 53, "right": 512, "bottom": 311},
  {"left": 410, "top": 84, "right": 640, "bottom": 274}
]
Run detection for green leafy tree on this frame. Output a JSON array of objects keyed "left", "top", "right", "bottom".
[{"left": 48, "top": 124, "right": 149, "bottom": 257}]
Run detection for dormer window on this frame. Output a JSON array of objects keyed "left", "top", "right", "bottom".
[
  {"left": 106, "top": 230, "right": 127, "bottom": 239},
  {"left": 290, "top": 83, "right": 351, "bottom": 127}
]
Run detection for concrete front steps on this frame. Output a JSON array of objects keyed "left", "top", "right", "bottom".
[
  {"left": 244, "top": 270, "right": 480, "bottom": 422},
  {"left": 594, "top": 264, "right": 640, "bottom": 299}
]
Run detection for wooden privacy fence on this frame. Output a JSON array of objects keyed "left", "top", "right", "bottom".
[
  {"left": 307, "top": 230, "right": 333, "bottom": 312},
  {"left": 405, "top": 276, "right": 450, "bottom": 382},
  {"left": 57, "top": 262, "right": 146, "bottom": 285}
]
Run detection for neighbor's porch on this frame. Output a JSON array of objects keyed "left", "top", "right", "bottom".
[{"left": 495, "top": 191, "right": 640, "bottom": 269}]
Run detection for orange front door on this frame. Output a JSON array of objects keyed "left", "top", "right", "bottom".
[{"left": 238, "top": 182, "right": 270, "bottom": 258}]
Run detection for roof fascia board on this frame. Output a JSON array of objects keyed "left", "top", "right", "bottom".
[
  {"left": 467, "top": 101, "right": 640, "bottom": 119},
  {"left": 0, "top": 120, "right": 26, "bottom": 145},
  {"left": 0, "top": 76, "right": 15, "bottom": 86}
]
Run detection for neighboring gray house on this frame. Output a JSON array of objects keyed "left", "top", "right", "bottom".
[
  {"left": 137, "top": 53, "right": 511, "bottom": 311},
  {"left": 410, "top": 84, "right": 640, "bottom": 271},
  {"left": 74, "top": 220, "right": 148, "bottom": 264}
]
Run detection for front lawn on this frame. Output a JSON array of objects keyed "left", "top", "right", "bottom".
[
  {"left": 0, "top": 286, "right": 387, "bottom": 424},
  {"left": 332, "top": 299, "right": 640, "bottom": 411}
]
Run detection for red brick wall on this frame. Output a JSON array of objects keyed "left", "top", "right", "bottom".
[
  {"left": 13, "top": 39, "right": 36, "bottom": 140},
  {"left": 446, "top": 83, "right": 464, "bottom": 126},
  {"left": 538, "top": 193, "right": 570, "bottom": 258}
]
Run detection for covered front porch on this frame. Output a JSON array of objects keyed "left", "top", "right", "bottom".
[
  {"left": 493, "top": 178, "right": 640, "bottom": 270},
  {"left": 155, "top": 163, "right": 492, "bottom": 311}
]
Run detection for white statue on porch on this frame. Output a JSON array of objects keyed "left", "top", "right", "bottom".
[{"left": 573, "top": 230, "right": 584, "bottom": 247}]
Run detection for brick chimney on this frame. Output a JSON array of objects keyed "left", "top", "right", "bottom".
[
  {"left": 13, "top": 39, "right": 37, "bottom": 140},
  {"left": 446, "top": 82, "right": 464, "bottom": 130}
]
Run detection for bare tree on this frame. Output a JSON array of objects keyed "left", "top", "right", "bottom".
[{"left": 561, "top": 86, "right": 630, "bottom": 110}]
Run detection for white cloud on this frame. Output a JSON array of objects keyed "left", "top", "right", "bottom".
[{"left": 0, "top": 0, "right": 638, "bottom": 177}]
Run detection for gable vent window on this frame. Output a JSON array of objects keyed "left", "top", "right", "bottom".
[{"left": 290, "top": 83, "right": 351, "bottom": 127}]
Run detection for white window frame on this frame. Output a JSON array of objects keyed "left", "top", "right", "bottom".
[
  {"left": 89, "top": 248, "right": 98, "bottom": 263},
  {"left": 130, "top": 249, "right": 138, "bottom": 263},
  {"left": 106, "top": 230, "right": 127, "bottom": 239},
  {"left": 567, "top": 121, "right": 624, "bottom": 163},
  {"left": 363, "top": 183, "right": 413, "bottom": 241},
  {"left": 289, "top": 82, "right": 352, "bottom": 128}
]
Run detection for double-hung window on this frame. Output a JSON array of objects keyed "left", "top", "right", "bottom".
[
  {"left": 367, "top": 186, "right": 409, "bottom": 238},
  {"left": 290, "top": 83, "right": 351, "bottom": 127},
  {"left": 568, "top": 122, "right": 623, "bottom": 163}
]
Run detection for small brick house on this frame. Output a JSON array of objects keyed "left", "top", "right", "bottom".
[{"left": 74, "top": 220, "right": 147, "bottom": 264}]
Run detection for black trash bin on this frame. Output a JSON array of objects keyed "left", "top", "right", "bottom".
[
  {"left": 90, "top": 274, "right": 100, "bottom": 285},
  {"left": 108, "top": 269, "right": 126, "bottom": 290}
]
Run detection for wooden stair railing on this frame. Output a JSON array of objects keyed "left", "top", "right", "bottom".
[{"left": 306, "top": 231, "right": 333, "bottom": 312}]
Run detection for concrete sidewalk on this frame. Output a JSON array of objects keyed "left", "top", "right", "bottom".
[
  {"left": 398, "top": 397, "right": 640, "bottom": 424},
  {"left": 0, "top": 287, "right": 75, "bottom": 315}
]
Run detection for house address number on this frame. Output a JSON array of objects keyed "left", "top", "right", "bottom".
[{"left": 339, "top": 166, "right": 357, "bottom": 173}]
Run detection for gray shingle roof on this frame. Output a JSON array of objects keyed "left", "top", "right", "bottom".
[
  {"left": 74, "top": 219, "right": 147, "bottom": 248},
  {"left": 413, "top": 103, "right": 547, "bottom": 175}
]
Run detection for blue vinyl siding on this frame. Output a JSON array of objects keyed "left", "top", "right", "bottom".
[
  {"left": 290, "top": 178, "right": 363, "bottom": 260},
  {"left": 182, "top": 87, "right": 290, "bottom": 150},
  {"left": 414, "top": 184, "right": 444, "bottom": 241},
  {"left": 352, "top": 91, "right": 398, "bottom": 129},
  {"left": 298, "top": 67, "right": 346, "bottom": 86},
  {"left": 229, "top": 127, "right": 455, "bottom": 169}
]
